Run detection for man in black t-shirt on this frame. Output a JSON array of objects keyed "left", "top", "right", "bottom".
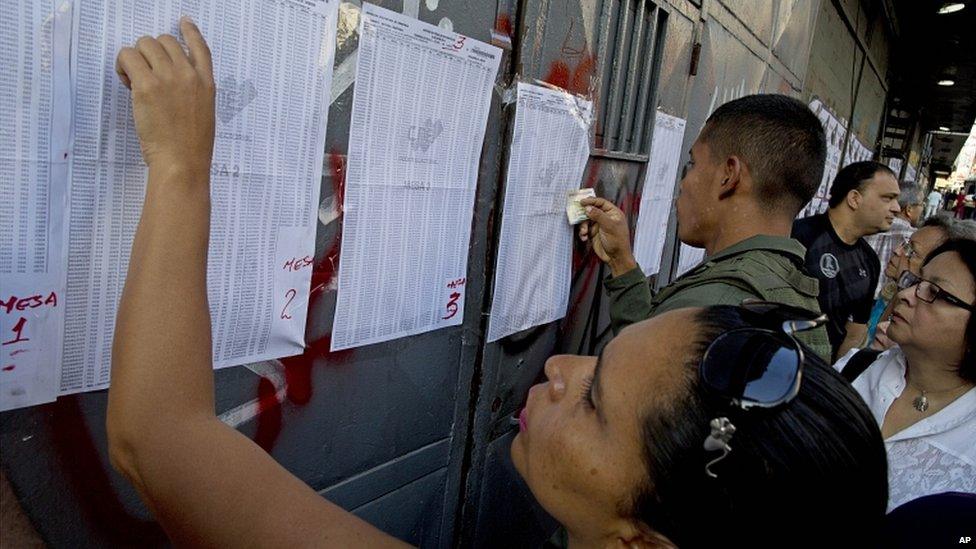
[{"left": 793, "top": 161, "right": 900, "bottom": 360}]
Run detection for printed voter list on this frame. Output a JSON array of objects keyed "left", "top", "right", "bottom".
[
  {"left": 0, "top": 0, "right": 340, "bottom": 410},
  {"left": 331, "top": 3, "right": 502, "bottom": 351},
  {"left": 631, "top": 112, "right": 686, "bottom": 277},
  {"left": 1, "top": 1, "right": 72, "bottom": 411},
  {"left": 487, "top": 83, "right": 593, "bottom": 342}
]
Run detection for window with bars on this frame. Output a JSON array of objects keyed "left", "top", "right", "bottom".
[{"left": 592, "top": 0, "right": 668, "bottom": 160}]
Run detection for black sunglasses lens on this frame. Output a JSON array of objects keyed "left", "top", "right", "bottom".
[{"left": 701, "top": 330, "right": 800, "bottom": 405}]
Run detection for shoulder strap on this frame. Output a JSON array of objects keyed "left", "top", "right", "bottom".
[{"left": 841, "top": 349, "right": 882, "bottom": 382}]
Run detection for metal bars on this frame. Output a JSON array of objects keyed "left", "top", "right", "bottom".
[{"left": 593, "top": 0, "right": 667, "bottom": 158}]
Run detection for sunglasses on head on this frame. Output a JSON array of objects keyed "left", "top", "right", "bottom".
[{"left": 699, "top": 300, "right": 828, "bottom": 478}]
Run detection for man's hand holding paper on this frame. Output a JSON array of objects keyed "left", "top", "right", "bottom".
[{"left": 578, "top": 196, "right": 638, "bottom": 277}]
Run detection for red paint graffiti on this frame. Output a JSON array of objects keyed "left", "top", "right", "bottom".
[
  {"left": 544, "top": 61, "right": 571, "bottom": 89},
  {"left": 495, "top": 14, "right": 513, "bottom": 37}
]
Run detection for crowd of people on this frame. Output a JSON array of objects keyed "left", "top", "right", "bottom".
[
  {"left": 103, "top": 20, "right": 972, "bottom": 547},
  {"left": 931, "top": 188, "right": 976, "bottom": 220}
]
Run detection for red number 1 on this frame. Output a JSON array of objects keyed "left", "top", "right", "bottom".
[{"left": 2, "top": 317, "right": 29, "bottom": 346}]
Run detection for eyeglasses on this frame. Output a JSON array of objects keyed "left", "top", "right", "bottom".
[
  {"left": 897, "top": 271, "right": 976, "bottom": 312},
  {"left": 897, "top": 239, "right": 920, "bottom": 260},
  {"left": 699, "top": 301, "right": 827, "bottom": 477}
]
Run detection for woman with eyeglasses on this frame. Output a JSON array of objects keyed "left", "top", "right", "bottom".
[
  {"left": 835, "top": 238, "right": 976, "bottom": 511},
  {"left": 866, "top": 215, "right": 976, "bottom": 348}
]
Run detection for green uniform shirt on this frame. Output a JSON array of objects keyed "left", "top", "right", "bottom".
[{"left": 604, "top": 235, "right": 832, "bottom": 362}]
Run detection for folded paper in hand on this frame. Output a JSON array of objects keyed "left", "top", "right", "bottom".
[{"left": 566, "top": 188, "right": 596, "bottom": 225}]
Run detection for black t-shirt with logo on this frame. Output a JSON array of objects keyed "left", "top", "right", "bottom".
[{"left": 792, "top": 213, "right": 880, "bottom": 354}]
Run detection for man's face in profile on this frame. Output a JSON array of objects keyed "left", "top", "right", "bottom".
[
  {"left": 855, "top": 172, "right": 901, "bottom": 234},
  {"left": 676, "top": 137, "right": 719, "bottom": 247}
]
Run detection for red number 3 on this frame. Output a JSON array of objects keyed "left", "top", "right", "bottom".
[{"left": 442, "top": 291, "right": 461, "bottom": 320}]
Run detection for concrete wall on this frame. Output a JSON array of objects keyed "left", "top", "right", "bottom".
[{"left": 804, "top": 0, "right": 891, "bottom": 153}]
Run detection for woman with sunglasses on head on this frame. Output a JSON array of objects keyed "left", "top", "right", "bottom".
[
  {"left": 108, "top": 22, "right": 890, "bottom": 547},
  {"left": 835, "top": 238, "right": 976, "bottom": 511}
]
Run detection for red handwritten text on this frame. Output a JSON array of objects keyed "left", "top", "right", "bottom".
[
  {"left": 442, "top": 291, "right": 461, "bottom": 320},
  {"left": 3, "top": 317, "right": 30, "bottom": 346},
  {"left": 282, "top": 256, "right": 314, "bottom": 272},
  {"left": 446, "top": 278, "right": 467, "bottom": 289},
  {"left": 0, "top": 292, "right": 58, "bottom": 315},
  {"left": 444, "top": 35, "right": 467, "bottom": 52}
]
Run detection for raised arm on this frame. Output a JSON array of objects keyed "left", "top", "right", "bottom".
[{"left": 106, "top": 18, "right": 405, "bottom": 548}]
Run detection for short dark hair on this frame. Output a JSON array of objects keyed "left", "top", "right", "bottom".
[
  {"left": 698, "top": 94, "right": 826, "bottom": 215},
  {"left": 922, "top": 239, "right": 976, "bottom": 381},
  {"left": 827, "top": 161, "right": 896, "bottom": 209},
  {"left": 630, "top": 306, "right": 888, "bottom": 546}
]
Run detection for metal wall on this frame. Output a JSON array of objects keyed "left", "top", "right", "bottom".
[{"left": 1, "top": 0, "right": 888, "bottom": 547}]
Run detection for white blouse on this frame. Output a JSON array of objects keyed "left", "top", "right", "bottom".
[{"left": 834, "top": 347, "right": 976, "bottom": 511}]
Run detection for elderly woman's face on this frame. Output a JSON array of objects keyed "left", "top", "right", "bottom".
[
  {"left": 510, "top": 310, "right": 697, "bottom": 545},
  {"left": 889, "top": 251, "right": 975, "bottom": 364},
  {"left": 884, "top": 226, "right": 946, "bottom": 280}
]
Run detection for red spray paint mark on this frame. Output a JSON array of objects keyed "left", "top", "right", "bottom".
[
  {"left": 252, "top": 377, "right": 282, "bottom": 452},
  {"left": 47, "top": 396, "right": 166, "bottom": 543},
  {"left": 280, "top": 335, "right": 354, "bottom": 406},
  {"left": 328, "top": 150, "right": 346, "bottom": 211},
  {"left": 544, "top": 61, "right": 571, "bottom": 89},
  {"left": 2, "top": 365, "right": 13, "bottom": 371},
  {"left": 9, "top": 349, "right": 28, "bottom": 356},
  {"left": 570, "top": 54, "right": 595, "bottom": 96},
  {"left": 251, "top": 337, "right": 354, "bottom": 452},
  {"left": 568, "top": 256, "right": 601, "bottom": 317},
  {"left": 495, "top": 14, "right": 513, "bottom": 36}
]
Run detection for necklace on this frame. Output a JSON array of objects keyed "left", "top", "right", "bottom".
[{"left": 905, "top": 378, "right": 973, "bottom": 413}]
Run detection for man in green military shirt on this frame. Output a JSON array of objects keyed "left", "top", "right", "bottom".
[{"left": 579, "top": 94, "right": 832, "bottom": 361}]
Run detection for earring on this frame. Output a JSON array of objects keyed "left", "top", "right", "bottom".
[{"left": 703, "top": 417, "right": 735, "bottom": 478}]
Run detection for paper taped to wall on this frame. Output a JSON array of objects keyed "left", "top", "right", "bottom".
[
  {"left": 632, "top": 111, "right": 686, "bottom": 276},
  {"left": 1, "top": 0, "right": 340, "bottom": 410},
  {"left": 487, "top": 83, "right": 593, "bottom": 343},
  {"left": 1, "top": 1, "right": 72, "bottom": 412},
  {"left": 331, "top": 3, "right": 501, "bottom": 351}
]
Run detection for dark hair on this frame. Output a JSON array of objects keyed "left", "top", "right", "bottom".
[
  {"left": 922, "top": 239, "right": 976, "bottom": 380},
  {"left": 630, "top": 306, "right": 888, "bottom": 546},
  {"left": 827, "top": 161, "right": 896, "bottom": 209},
  {"left": 698, "top": 94, "right": 826, "bottom": 215}
]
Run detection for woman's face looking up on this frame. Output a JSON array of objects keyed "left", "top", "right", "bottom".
[{"left": 510, "top": 309, "right": 700, "bottom": 545}]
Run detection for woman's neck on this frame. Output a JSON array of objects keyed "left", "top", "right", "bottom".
[{"left": 902, "top": 346, "right": 969, "bottom": 392}]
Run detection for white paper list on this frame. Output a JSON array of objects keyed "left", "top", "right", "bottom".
[
  {"left": 632, "top": 111, "right": 686, "bottom": 277},
  {"left": 486, "top": 83, "right": 593, "bottom": 342},
  {"left": 331, "top": 3, "right": 501, "bottom": 351},
  {"left": 1, "top": 0, "right": 72, "bottom": 411},
  {"left": 60, "top": 0, "right": 339, "bottom": 395}
]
